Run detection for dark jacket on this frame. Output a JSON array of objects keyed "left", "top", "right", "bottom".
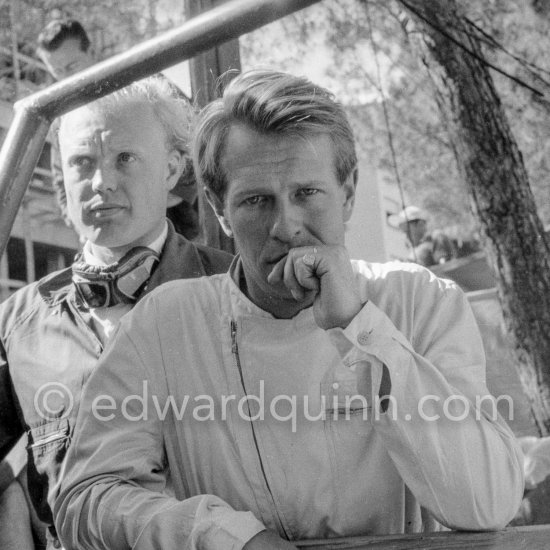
[{"left": 0, "top": 222, "right": 232, "bottom": 544}]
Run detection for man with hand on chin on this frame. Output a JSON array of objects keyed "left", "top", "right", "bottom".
[
  {"left": 0, "top": 76, "right": 232, "bottom": 549},
  {"left": 56, "top": 70, "right": 523, "bottom": 550}
]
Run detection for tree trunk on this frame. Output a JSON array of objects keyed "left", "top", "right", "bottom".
[
  {"left": 398, "top": 0, "right": 550, "bottom": 435},
  {"left": 184, "top": 0, "right": 240, "bottom": 253},
  {"left": 531, "top": 0, "right": 550, "bottom": 17}
]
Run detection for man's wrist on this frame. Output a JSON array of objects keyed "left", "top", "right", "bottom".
[{"left": 332, "top": 300, "right": 368, "bottom": 330}]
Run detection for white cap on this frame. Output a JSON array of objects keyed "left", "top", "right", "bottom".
[{"left": 388, "top": 205, "right": 428, "bottom": 229}]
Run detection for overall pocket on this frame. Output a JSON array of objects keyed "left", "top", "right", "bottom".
[{"left": 27, "top": 419, "right": 71, "bottom": 522}]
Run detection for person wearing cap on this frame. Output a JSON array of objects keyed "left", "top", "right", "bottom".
[
  {"left": 0, "top": 76, "right": 233, "bottom": 549},
  {"left": 55, "top": 70, "right": 523, "bottom": 550},
  {"left": 391, "top": 206, "right": 456, "bottom": 266}
]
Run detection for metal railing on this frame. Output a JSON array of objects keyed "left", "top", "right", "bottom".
[{"left": 0, "top": 0, "right": 320, "bottom": 256}]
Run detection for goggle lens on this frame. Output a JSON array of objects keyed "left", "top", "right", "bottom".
[{"left": 76, "top": 282, "right": 110, "bottom": 308}]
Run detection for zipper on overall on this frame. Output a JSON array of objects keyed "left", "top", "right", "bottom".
[
  {"left": 30, "top": 430, "right": 68, "bottom": 448},
  {"left": 230, "top": 320, "right": 291, "bottom": 540}
]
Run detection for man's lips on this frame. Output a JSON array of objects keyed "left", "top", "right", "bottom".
[{"left": 86, "top": 203, "right": 126, "bottom": 217}]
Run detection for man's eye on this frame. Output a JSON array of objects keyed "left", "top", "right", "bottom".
[
  {"left": 297, "top": 188, "right": 319, "bottom": 197},
  {"left": 118, "top": 152, "right": 136, "bottom": 165},
  {"left": 70, "top": 157, "right": 93, "bottom": 170},
  {"left": 242, "top": 196, "right": 266, "bottom": 206}
]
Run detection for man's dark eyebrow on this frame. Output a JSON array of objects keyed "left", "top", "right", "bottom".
[{"left": 232, "top": 185, "right": 270, "bottom": 197}]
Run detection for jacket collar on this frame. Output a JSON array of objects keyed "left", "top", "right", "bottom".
[
  {"left": 145, "top": 220, "right": 208, "bottom": 294},
  {"left": 38, "top": 221, "right": 206, "bottom": 307},
  {"left": 37, "top": 267, "right": 74, "bottom": 307}
]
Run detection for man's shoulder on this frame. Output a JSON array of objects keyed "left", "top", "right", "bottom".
[
  {"left": 161, "top": 227, "right": 233, "bottom": 279},
  {"left": 143, "top": 273, "right": 229, "bottom": 311},
  {"left": 192, "top": 241, "right": 234, "bottom": 275},
  {"left": 0, "top": 267, "right": 72, "bottom": 335},
  {"left": 149, "top": 271, "right": 228, "bottom": 302},
  {"left": 352, "top": 258, "right": 432, "bottom": 278},
  {"left": 123, "top": 272, "right": 230, "bottom": 336},
  {"left": 351, "top": 259, "right": 468, "bottom": 329},
  {"left": 351, "top": 258, "right": 460, "bottom": 296}
]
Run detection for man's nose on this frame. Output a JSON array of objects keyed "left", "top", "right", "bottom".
[
  {"left": 91, "top": 165, "right": 117, "bottom": 193},
  {"left": 269, "top": 200, "right": 302, "bottom": 242}
]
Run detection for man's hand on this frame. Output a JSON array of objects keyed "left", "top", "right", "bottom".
[
  {"left": 267, "top": 244, "right": 362, "bottom": 330},
  {"left": 243, "top": 530, "right": 298, "bottom": 549}
]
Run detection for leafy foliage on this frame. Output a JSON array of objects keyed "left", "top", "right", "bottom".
[
  {"left": 240, "top": 0, "right": 550, "bottom": 239},
  {"left": 0, "top": 0, "right": 185, "bottom": 100},
  {"left": 2, "top": 0, "right": 549, "bottom": 240}
]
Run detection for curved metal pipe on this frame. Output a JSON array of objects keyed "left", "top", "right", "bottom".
[
  {"left": 0, "top": 108, "right": 51, "bottom": 246},
  {"left": 0, "top": 0, "right": 320, "bottom": 255}
]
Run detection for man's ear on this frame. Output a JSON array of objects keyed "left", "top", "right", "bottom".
[
  {"left": 165, "top": 150, "right": 184, "bottom": 192},
  {"left": 342, "top": 167, "right": 358, "bottom": 223},
  {"left": 205, "top": 187, "right": 233, "bottom": 237}
]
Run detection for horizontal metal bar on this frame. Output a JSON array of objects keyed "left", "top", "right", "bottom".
[
  {"left": 0, "top": 0, "right": 320, "bottom": 257},
  {"left": 19, "top": 0, "right": 320, "bottom": 119}
]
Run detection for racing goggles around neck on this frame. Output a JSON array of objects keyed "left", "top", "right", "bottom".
[{"left": 72, "top": 246, "right": 159, "bottom": 308}]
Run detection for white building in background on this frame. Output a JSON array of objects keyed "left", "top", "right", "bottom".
[
  {"left": 0, "top": 47, "right": 81, "bottom": 302},
  {"left": 345, "top": 138, "right": 409, "bottom": 263},
  {"left": 0, "top": 101, "right": 79, "bottom": 302},
  {"left": 378, "top": 176, "right": 410, "bottom": 261}
]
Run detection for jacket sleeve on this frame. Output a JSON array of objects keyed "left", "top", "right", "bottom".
[
  {"left": 0, "top": 328, "right": 24, "bottom": 465},
  {"left": 54, "top": 304, "right": 265, "bottom": 550},
  {"left": 328, "top": 268, "right": 524, "bottom": 531}
]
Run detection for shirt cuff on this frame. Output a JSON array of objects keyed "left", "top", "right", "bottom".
[
  {"left": 326, "top": 301, "right": 418, "bottom": 405},
  {"left": 328, "top": 301, "right": 412, "bottom": 358},
  {"left": 200, "top": 509, "right": 266, "bottom": 550}
]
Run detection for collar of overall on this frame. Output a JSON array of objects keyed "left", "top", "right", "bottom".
[{"left": 72, "top": 246, "right": 160, "bottom": 308}]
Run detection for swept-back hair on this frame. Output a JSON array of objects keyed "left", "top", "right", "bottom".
[
  {"left": 193, "top": 69, "right": 357, "bottom": 201},
  {"left": 61, "top": 75, "right": 193, "bottom": 155}
]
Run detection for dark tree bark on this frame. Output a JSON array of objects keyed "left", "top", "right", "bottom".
[
  {"left": 398, "top": 0, "right": 550, "bottom": 435},
  {"left": 531, "top": 0, "right": 550, "bottom": 16}
]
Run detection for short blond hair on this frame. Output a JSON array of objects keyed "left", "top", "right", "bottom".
[
  {"left": 61, "top": 75, "right": 194, "bottom": 155},
  {"left": 193, "top": 69, "right": 357, "bottom": 202}
]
